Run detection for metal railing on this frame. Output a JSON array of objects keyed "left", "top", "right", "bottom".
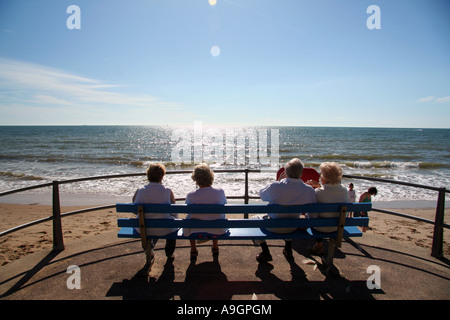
[{"left": 0, "top": 169, "right": 448, "bottom": 258}]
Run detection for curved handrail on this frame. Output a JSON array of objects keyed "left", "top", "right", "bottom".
[
  {"left": 343, "top": 174, "right": 448, "bottom": 192},
  {"left": 2, "top": 170, "right": 448, "bottom": 197},
  {"left": 0, "top": 169, "right": 447, "bottom": 258}
]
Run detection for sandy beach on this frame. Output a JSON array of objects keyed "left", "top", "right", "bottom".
[
  {"left": 0, "top": 201, "right": 448, "bottom": 267},
  {"left": 0, "top": 203, "right": 127, "bottom": 266}
]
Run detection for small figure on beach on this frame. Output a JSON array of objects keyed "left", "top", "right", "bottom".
[
  {"left": 305, "top": 162, "right": 349, "bottom": 255},
  {"left": 257, "top": 158, "right": 317, "bottom": 262},
  {"left": 356, "top": 186, "right": 378, "bottom": 232},
  {"left": 347, "top": 183, "right": 356, "bottom": 217},
  {"left": 359, "top": 187, "right": 378, "bottom": 204},
  {"left": 183, "top": 163, "right": 227, "bottom": 260},
  {"left": 132, "top": 163, "right": 177, "bottom": 259}
]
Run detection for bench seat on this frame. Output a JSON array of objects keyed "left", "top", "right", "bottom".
[{"left": 118, "top": 225, "right": 365, "bottom": 240}]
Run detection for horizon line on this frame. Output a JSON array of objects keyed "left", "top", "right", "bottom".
[{"left": 0, "top": 124, "right": 448, "bottom": 130}]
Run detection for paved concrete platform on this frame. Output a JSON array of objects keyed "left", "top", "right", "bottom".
[{"left": 0, "top": 230, "right": 449, "bottom": 301}]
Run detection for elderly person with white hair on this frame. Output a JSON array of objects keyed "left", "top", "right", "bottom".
[
  {"left": 257, "top": 158, "right": 317, "bottom": 262},
  {"left": 184, "top": 163, "right": 227, "bottom": 260},
  {"left": 306, "top": 162, "right": 349, "bottom": 255}
]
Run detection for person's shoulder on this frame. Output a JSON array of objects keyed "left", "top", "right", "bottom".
[
  {"left": 213, "top": 187, "right": 227, "bottom": 201},
  {"left": 264, "top": 181, "right": 285, "bottom": 193},
  {"left": 270, "top": 180, "right": 285, "bottom": 187},
  {"left": 185, "top": 190, "right": 197, "bottom": 203},
  {"left": 186, "top": 189, "right": 198, "bottom": 200},
  {"left": 211, "top": 186, "right": 226, "bottom": 196},
  {"left": 186, "top": 189, "right": 196, "bottom": 196},
  {"left": 260, "top": 180, "right": 285, "bottom": 198},
  {"left": 136, "top": 184, "right": 153, "bottom": 194}
]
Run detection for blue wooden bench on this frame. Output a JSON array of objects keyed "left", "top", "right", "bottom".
[{"left": 116, "top": 203, "right": 370, "bottom": 271}]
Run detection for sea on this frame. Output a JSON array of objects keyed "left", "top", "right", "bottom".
[{"left": 0, "top": 125, "right": 448, "bottom": 207}]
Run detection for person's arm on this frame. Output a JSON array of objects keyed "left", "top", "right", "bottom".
[
  {"left": 359, "top": 192, "right": 367, "bottom": 202},
  {"left": 170, "top": 190, "right": 176, "bottom": 204},
  {"left": 221, "top": 189, "right": 227, "bottom": 204},
  {"left": 132, "top": 189, "right": 138, "bottom": 203},
  {"left": 169, "top": 190, "right": 178, "bottom": 218},
  {"left": 259, "top": 183, "right": 274, "bottom": 202},
  {"left": 185, "top": 191, "right": 193, "bottom": 205},
  {"left": 306, "top": 179, "right": 321, "bottom": 188},
  {"left": 278, "top": 170, "right": 287, "bottom": 181}
]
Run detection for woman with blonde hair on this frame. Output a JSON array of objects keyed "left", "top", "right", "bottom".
[{"left": 184, "top": 163, "right": 227, "bottom": 259}]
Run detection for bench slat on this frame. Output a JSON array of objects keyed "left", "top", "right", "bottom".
[
  {"left": 116, "top": 203, "right": 371, "bottom": 214},
  {"left": 117, "top": 217, "right": 369, "bottom": 228},
  {"left": 117, "top": 225, "right": 363, "bottom": 240}
]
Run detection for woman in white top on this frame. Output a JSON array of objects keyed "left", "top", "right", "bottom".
[
  {"left": 184, "top": 163, "right": 227, "bottom": 259},
  {"left": 133, "top": 163, "right": 177, "bottom": 258},
  {"left": 306, "top": 162, "right": 348, "bottom": 255},
  {"left": 347, "top": 183, "right": 356, "bottom": 217}
]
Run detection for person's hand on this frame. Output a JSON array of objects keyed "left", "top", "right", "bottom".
[
  {"left": 278, "top": 170, "right": 287, "bottom": 181},
  {"left": 306, "top": 179, "right": 320, "bottom": 188}
]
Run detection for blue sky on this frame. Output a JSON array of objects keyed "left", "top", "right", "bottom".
[{"left": 0, "top": 0, "right": 449, "bottom": 127}]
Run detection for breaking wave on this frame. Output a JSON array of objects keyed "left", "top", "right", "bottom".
[{"left": 0, "top": 171, "right": 45, "bottom": 181}]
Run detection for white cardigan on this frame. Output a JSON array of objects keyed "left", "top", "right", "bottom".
[{"left": 307, "top": 183, "right": 349, "bottom": 233}]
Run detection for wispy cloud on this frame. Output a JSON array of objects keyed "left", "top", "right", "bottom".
[
  {"left": 436, "top": 96, "right": 450, "bottom": 103},
  {"left": 1, "top": 29, "right": 16, "bottom": 36},
  {"left": 0, "top": 58, "right": 192, "bottom": 124},
  {"left": 0, "top": 58, "right": 173, "bottom": 108},
  {"left": 417, "top": 96, "right": 435, "bottom": 103},
  {"left": 417, "top": 96, "right": 450, "bottom": 103}
]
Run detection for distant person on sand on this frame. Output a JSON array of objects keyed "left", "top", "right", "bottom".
[
  {"left": 356, "top": 187, "right": 378, "bottom": 232},
  {"left": 305, "top": 162, "right": 348, "bottom": 255},
  {"left": 359, "top": 187, "right": 378, "bottom": 203},
  {"left": 183, "top": 163, "right": 227, "bottom": 260},
  {"left": 132, "top": 163, "right": 177, "bottom": 259},
  {"left": 257, "top": 158, "right": 316, "bottom": 262},
  {"left": 348, "top": 183, "right": 356, "bottom": 217}
]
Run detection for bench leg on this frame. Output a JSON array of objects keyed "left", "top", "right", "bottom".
[
  {"left": 326, "top": 238, "right": 335, "bottom": 266},
  {"left": 322, "top": 239, "right": 340, "bottom": 275},
  {"left": 144, "top": 240, "right": 154, "bottom": 272}
]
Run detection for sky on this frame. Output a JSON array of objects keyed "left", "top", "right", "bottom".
[{"left": 0, "top": 0, "right": 449, "bottom": 128}]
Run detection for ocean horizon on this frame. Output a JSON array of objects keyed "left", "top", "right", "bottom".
[{"left": 0, "top": 125, "right": 448, "bottom": 206}]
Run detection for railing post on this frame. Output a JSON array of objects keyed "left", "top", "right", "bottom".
[
  {"left": 52, "top": 181, "right": 65, "bottom": 252},
  {"left": 244, "top": 169, "right": 249, "bottom": 218},
  {"left": 431, "top": 188, "right": 445, "bottom": 258}
]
